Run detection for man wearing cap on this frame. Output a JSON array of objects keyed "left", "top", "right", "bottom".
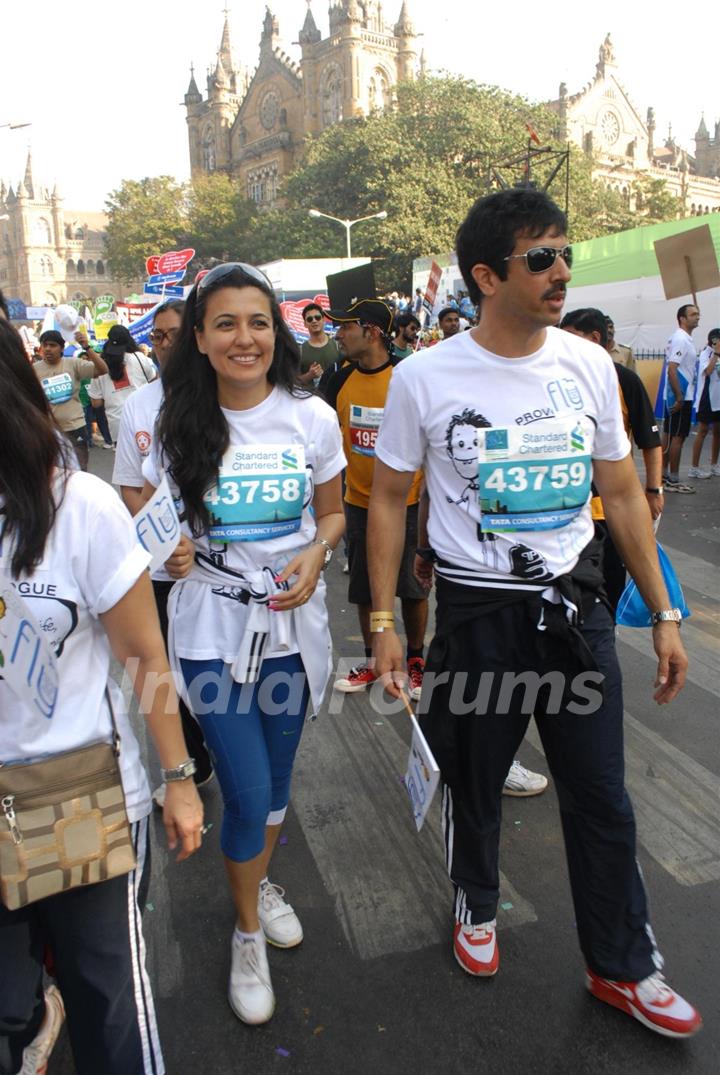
[
  {"left": 323, "top": 299, "right": 428, "bottom": 699},
  {"left": 33, "top": 329, "right": 107, "bottom": 470}
]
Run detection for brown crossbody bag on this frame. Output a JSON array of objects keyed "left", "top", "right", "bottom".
[{"left": 0, "top": 688, "right": 137, "bottom": 910}]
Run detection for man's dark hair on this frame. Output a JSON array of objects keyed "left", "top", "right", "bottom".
[
  {"left": 560, "top": 308, "right": 609, "bottom": 348},
  {"left": 154, "top": 298, "right": 185, "bottom": 321},
  {"left": 0, "top": 290, "right": 8, "bottom": 320},
  {"left": 302, "top": 302, "right": 325, "bottom": 321},
  {"left": 456, "top": 189, "right": 568, "bottom": 306},
  {"left": 395, "top": 312, "right": 420, "bottom": 332},
  {"left": 437, "top": 307, "right": 458, "bottom": 323},
  {"left": 39, "top": 329, "right": 65, "bottom": 348},
  {"left": 677, "top": 304, "right": 697, "bottom": 323}
]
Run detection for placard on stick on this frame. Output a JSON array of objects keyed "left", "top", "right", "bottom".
[
  {"left": 326, "top": 263, "right": 376, "bottom": 310},
  {"left": 653, "top": 224, "right": 720, "bottom": 305}
]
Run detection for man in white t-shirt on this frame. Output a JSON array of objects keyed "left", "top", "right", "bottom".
[
  {"left": 367, "top": 189, "right": 699, "bottom": 1038},
  {"left": 663, "top": 303, "right": 700, "bottom": 492},
  {"left": 112, "top": 299, "right": 213, "bottom": 793}
]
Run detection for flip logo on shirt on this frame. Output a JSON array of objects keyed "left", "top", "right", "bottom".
[{"left": 545, "top": 378, "right": 584, "bottom": 413}]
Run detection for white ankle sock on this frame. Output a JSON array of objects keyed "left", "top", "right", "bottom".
[{"left": 235, "top": 927, "right": 263, "bottom": 944}]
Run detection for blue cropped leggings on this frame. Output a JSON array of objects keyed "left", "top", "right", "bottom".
[{"left": 180, "top": 654, "right": 309, "bottom": 862}]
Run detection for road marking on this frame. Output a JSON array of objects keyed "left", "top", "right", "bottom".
[{"left": 293, "top": 687, "right": 536, "bottom": 961}]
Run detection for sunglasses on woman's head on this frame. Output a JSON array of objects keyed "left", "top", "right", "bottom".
[
  {"left": 503, "top": 245, "right": 573, "bottom": 274},
  {"left": 196, "top": 262, "right": 272, "bottom": 293}
]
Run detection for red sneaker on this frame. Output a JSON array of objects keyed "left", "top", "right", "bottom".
[
  {"left": 333, "top": 665, "right": 378, "bottom": 693},
  {"left": 586, "top": 968, "right": 702, "bottom": 1038},
  {"left": 407, "top": 657, "right": 425, "bottom": 702},
  {"left": 453, "top": 920, "right": 499, "bottom": 977}
]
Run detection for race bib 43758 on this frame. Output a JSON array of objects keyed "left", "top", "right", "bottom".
[
  {"left": 204, "top": 444, "right": 306, "bottom": 542},
  {"left": 478, "top": 420, "right": 592, "bottom": 533}
]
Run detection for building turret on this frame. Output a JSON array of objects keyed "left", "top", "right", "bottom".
[
  {"left": 394, "top": 1, "right": 417, "bottom": 82},
  {"left": 260, "top": 6, "right": 280, "bottom": 54},
  {"left": 22, "top": 150, "right": 35, "bottom": 201},
  {"left": 299, "top": 3, "right": 321, "bottom": 45},
  {"left": 185, "top": 65, "right": 202, "bottom": 106}
]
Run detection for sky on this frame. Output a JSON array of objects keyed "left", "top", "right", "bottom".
[{"left": 1, "top": 0, "right": 718, "bottom": 211}]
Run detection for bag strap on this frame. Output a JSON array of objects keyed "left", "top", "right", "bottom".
[{"left": 104, "top": 685, "right": 122, "bottom": 756}]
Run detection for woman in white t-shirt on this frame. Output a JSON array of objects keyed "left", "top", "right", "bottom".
[
  {"left": 142, "top": 263, "right": 345, "bottom": 1026},
  {"left": 0, "top": 320, "right": 203, "bottom": 1075},
  {"left": 89, "top": 324, "right": 157, "bottom": 444}
]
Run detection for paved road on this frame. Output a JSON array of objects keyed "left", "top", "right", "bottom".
[{"left": 50, "top": 443, "right": 720, "bottom": 1074}]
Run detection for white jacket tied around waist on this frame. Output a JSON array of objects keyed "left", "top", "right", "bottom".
[{"left": 167, "top": 551, "right": 333, "bottom": 715}]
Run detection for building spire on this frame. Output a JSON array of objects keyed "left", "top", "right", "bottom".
[
  {"left": 23, "top": 149, "right": 34, "bottom": 200},
  {"left": 218, "top": 7, "right": 234, "bottom": 72},
  {"left": 299, "top": 1, "right": 321, "bottom": 45},
  {"left": 394, "top": 0, "right": 414, "bottom": 36}
]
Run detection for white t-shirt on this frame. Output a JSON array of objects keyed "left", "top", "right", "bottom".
[
  {"left": 143, "top": 386, "right": 346, "bottom": 661},
  {"left": 90, "top": 352, "right": 157, "bottom": 442},
  {"left": 665, "top": 328, "right": 697, "bottom": 404},
  {"left": 375, "top": 326, "right": 630, "bottom": 586},
  {"left": 0, "top": 472, "right": 152, "bottom": 821},
  {"left": 694, "top": 345, "right": 720, "bottom": 412},
  {"left": 112, "top": 379, "right": 171, "bottom": 582}
]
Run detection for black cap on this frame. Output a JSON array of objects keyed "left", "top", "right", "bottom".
[{"left": 325, "top": 298, "right": 394, "bottom": 335}]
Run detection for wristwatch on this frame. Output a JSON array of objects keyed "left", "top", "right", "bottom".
[
  {"left": 312, "top": 538, "right": 333, "bottom": 568},
  {"left": 650, "top": 609, "right": 682, "bottom": 626},
  {"left": 645, "top": 487, "right": 663, "bottom": 494},
  {"left": 161, "top": 758, "right": 197, "bottom": 782}
]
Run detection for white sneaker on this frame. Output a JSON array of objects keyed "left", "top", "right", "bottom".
[
  {"left": 687, "top": 466, "right": 711, "bottom": 479},
  {"left": 711, "top": 464, "right": 720, "bottom": 477},
  {"left": 21, "top": 985, "right": 65, "bottom": 1074},
  {"left": 502, "top": 760, "right": 548, "bottom": 797},
  {"left": 228, "top": 931, "right": 275, "bottom": 1024},
  {"left": 258, "top": 880, "right": 303, "bottom": 948}
]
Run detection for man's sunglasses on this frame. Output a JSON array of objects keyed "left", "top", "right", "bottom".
[
  {"left": 304, "top": 314, "right": 324, "bottom": 323},
  {"left": 503, "top": 245, "right": 573, "bottom": 274},
  {"left": 196, "top": 262, "right": 272, "bottom": 292}
]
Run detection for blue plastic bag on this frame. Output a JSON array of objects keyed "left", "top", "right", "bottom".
[{"left": 616, "top": 542, "right": 691, "bottom": 627}]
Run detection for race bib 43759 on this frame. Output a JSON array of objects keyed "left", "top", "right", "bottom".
[
  {"left": 204, "top": 444, "right": 306, "bottom": 542},
  {"left": 478, "top": 419, "right": 592, "bottom": 533}
]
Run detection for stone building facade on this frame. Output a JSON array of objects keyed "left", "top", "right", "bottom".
[
  {"left": 0, "top": 153, "right": 130, "bottom": 307},
  {"left": 184, "top": 1, "right": 418, "bottom": 207},
  {"left": 549, "top": 35, "right": 720, "bottom": 215}
]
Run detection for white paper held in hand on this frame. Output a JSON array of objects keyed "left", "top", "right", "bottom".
[
  {"left": 132, "top": 472, "right": 182, "bottom": 573},
  {"left": 404, "top": 710, "right": 440, "bottom": 831}
]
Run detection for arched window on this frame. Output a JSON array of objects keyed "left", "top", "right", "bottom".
[
  {"left": 321, "top": 64, "right": 343, "bottom": 128},
  {"left": 368, "top": 68, "right": 391, "bottom": 113},
  {"left": 67, "top": 259, "right": 76, "bottom": 276},
  {"left": 77, "top": 259, "right": 85, "bottom": 275},
  {"left": 86, "top": 259, "right": 95, "bottom": 275},
  {"left": 33, "top": 217, "right": 52, "bottom": 244},
  {"left": 96, "top": 260, "right": 105, "bottom": 276},
  {"left": 46, "top": 257, "right": 54, "bottom": 276},
  {"left": 74, "top": 226, "right": 85, "bottom": 240},
  {"left": 202, "top": 125, "right": 216, "bottom": 171}
]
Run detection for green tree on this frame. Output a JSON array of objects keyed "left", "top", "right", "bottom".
[
  {"left": 632, "top": 175, "right": 682, "bottom": 225},
  {"left": 105, "top": 176, "right": 186, "bottom": 284},
  {"left": 184, "top": 174, "right": 258, "bottom": 264}
]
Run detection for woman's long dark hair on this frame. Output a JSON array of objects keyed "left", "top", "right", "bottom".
[
  {"left": 103, "top": 325, "right": 138, "bottom": 382},
  {"left": 0, "top": 321, "right": 69, "bottom": 578},
  {"left": 158, "top": 266, "right": 305, "bottom": 537}
]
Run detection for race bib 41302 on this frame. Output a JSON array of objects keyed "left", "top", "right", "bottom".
[
  {"left": 477, "top": 419, "right": 592, "bottom": 534},
  {"left": 41, "top": 373, "right": 74, "bottom": 406},
  {"left": 204, "top": 444, "right": 306, "bottom": 543}
]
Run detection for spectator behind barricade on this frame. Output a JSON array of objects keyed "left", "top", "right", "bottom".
[{"left": 89, "top": 324, "right": 157, "bottom": 445}]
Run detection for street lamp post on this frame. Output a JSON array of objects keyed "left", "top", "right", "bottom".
[
  {"left": 308, "top": 208, "right": 387, "bottom": 258},
  {"left": 0, "top": 122, "right": 31, "bottom": 131}
]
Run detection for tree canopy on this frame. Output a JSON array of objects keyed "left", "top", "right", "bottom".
[{"left": 104, "top": 75, "right": 684, "bottom": 291}]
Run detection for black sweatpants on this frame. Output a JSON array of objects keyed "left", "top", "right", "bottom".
[
  {"left": 152, "top": 579, "right": 212, "bottom": 784},
  {"left": 425, "top": 599, "right": 659, "bottom": 983},
  {"left": 0, "top": 818, "right": 164, "bottom": 1075}
]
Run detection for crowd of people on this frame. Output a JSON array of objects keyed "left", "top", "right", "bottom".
[{"left": 0, "top": 186, "right": 710, "bottom": 1075}]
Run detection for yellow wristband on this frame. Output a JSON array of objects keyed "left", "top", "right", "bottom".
[{"left": 370, "top": 612, "right": 395, "bottom": 632}]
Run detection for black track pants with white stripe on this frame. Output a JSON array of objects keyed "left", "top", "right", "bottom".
[
  {"left": 431, "top": 601, "right": 659, "bottom": 983},
  {"left": 0, "top": 817, "right": 164, "bottom": 1075}
]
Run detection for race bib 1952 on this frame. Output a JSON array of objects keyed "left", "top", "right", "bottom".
[
  {"left": 41, "top": 373, "right": 73, "bottom": 405},
  {"left": 478, "top": 419, "right": 592, "bottom": 533},
  {"left": 349, "top": 404, "right": 383, "bottom": 457},
  {"left": 204, "top": 444, "right": 306, "bottom": 543}
]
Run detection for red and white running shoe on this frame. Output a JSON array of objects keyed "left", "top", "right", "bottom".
[
  {"left": 407, "top": 657, "right": 425, "bottom": 702},
  {"left": 453, "top": 920, "right": 499, "bottom": 977},
  {"left": 333, "top": 665, "right": 378, "bottom": 693},
  {"left": 586, "top": 968, "right": 702, "bottom": 1038}
]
